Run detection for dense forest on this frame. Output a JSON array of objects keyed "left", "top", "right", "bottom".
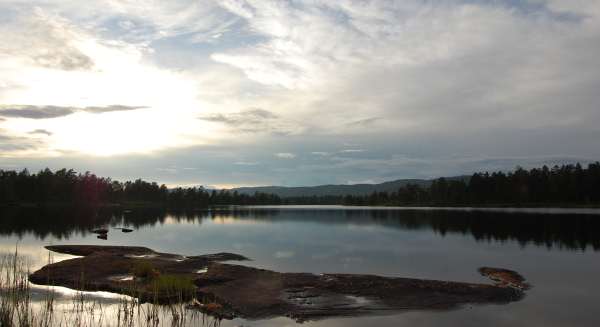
[
  {"left": 302, "top": 163, "right": 600, "bottom": 206},
  {"left": 0, "top": 163, "right": 599, "bottom": 207},
  {"left": 0, "top": 168, "right": 282, "bottom": 207}
]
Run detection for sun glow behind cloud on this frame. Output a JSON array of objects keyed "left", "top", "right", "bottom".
[{"left": 0, "top": 10, "right": 221, "bottom": 156}]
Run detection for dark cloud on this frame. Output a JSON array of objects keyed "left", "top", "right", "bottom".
[
  {"left": 345, "top": 117, "right": 380, "bottom": 127},
  {"left": 0, "top": 104, "right": 147, "bottom": 119},
  {"left": 32, "top": 50, "right": 93, "bottom": 71},
  {"left": 0, "top": 106, "right": 74, "bottom": 119},
  {"left": 83, "top": 105, "right": 148, "bottom": 113},
  {"left": 246, "top": 108, "right": 278, "bottom": 119},
  {"left": 28, "top": 129, "right": 52, "bottom": 136},
  {"left": 200, "top": 108, "right": 278, "bottom": 125},
  {"left": 0, "top": 131, "right": 42, "bottom": 151},
  {"left": 199, "top": 108, "right": 299, "bottom": 134}
]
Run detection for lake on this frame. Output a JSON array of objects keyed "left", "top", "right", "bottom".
[{"left": 1, "top": 205, "right": 600, "bottom": 326}]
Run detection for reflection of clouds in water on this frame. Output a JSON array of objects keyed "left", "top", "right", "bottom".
[
  {"left": 163, "top": 216, "right": 201, "bottom": 225},
  {"left": 274, "top": 251, "right": 295, "bottom": 259},
  {"left": 342, "top": 256, "right": 364, "bottom": 269},
  {"left": 209, "top": 216, "right": 261, "bottom": 225},
  {"left": 28, "top": 283, "right": 128, "bottom": 303},
  {"left": 233, "top": 242, "right": 255, "bottom": 251},
  {"left": 311, "top": 249, "right": 340, "bottom": 260},
  {"left": 346, "top": 224, "right": 379, "bottom": 232},
  {"left": 0, "top": 243, "right": 78, "bottom": 271},
  {"left": 3, "top": 207, "right": 600, "bottom": 251},
  {"left": 23, "top": 285, "right": 224, "bottom": 326},
  {"left": 1, "top": 207, "right": 600, "bottom": 326}
]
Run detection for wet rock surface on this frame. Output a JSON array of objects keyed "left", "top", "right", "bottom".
[
  {"left": 196, "top": 263, "right": 525, "bottom": 321},
  {"left": 479, "top": 267, "right": 531, "bottom": 290},
  {"left": 30, "top": 245, "right": 248, "bottom": 302},
  {"left": 30, "top": 245, "right": 528, "bottom": 321}
]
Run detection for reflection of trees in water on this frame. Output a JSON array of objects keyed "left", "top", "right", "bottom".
[
  {"left": 1, "top": 207, "right": 599, "bottom": 251},
  {"left": 370, "top": 210, "right": 600, "bottom": 251},
  {"left": 0, "top": 207, "right": 164, "bottom": 240},
  {"left": 0, "top": 207, "right": 274, "bottom": 240},
  {"left": 227, "top": 208, "right": 600, "bottom": 251}
]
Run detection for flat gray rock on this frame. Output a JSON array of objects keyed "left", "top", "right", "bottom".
[{"left": 30, "top": 245, "right": 528, "bottom": 322}]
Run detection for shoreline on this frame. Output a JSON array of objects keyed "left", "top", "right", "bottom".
[{"left": 2, "top": 201, "right": 600, "bottom": 209}]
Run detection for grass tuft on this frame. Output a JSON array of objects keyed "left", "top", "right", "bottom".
[
  {"left": 131, "top": 261, "right": 159, "bottom": 280},
  {"left": 153, "top": 274, "right": 195, "bottom": 296}
]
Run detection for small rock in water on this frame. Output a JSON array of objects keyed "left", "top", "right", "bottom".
[
  {"left": 479, "top": 267, "right": 531, "bottom": 290},
  {"left": 92, "top": 228, "right": 108, "bottom": 234}
]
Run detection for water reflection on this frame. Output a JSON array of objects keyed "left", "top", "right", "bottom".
[
  {"left": 2, "top": 206, "right": 600, "bottom": 327},
  {"left": 1, "top": 206, "right": 600, "bottom": 251}
]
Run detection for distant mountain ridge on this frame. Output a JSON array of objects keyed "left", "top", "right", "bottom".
[{"left": 231, "top": 176, "right": 469, "bottom": 197}]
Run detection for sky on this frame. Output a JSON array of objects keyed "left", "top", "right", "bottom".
[{"left": 0, "top": 0, "right": 599, "bottom": 188}]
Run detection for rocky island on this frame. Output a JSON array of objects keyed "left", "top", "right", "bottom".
[{"left": 30, "top": 245, "right": 529, "bottom": 322}]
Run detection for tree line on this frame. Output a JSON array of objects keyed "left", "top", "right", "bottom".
[
  {"left": 286, "top": 163, "right": 600, "bottom": 206},
  {"left": 1, "top": 163, "right": 599, "bottom": 207},
  {"left": 0, "top": 168, "right": 281, "bottom": 207}
]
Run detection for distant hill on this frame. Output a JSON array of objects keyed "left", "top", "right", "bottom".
[{"left": 231, "top": 176, "right": 469, "bottom": 198}]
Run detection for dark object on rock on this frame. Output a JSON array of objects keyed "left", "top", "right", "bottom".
[
  {"left": 30, "top": 245, "right": 527, "bottom": 322},
  {"left": 114, "top": 227, "right": 134, "bottom": 233},
  {"left": 478, "top": 267, "right": 531, "bottom": 290},
  {"left": 97, "top": 234, "right": 107, "bottom": 240},
  {"left": 92, "top": 228, "right": 108, "bottom": 234}
]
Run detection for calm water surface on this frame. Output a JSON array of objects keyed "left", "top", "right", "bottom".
[{"left": 1, "top": 205, "right": 600, "bottom": 326}]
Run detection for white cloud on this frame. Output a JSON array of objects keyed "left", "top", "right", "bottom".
[
  {"left": 275, "top": 152, "right": 296, "bottom": 159},
  {"left": 0, "top": 8, "right": 93, "bottom": 71},
  {"left": 211, "top": 0, "right": 600, "bottom": 136},
  {"left": 234, "top": 161, "right": 260, "bottom": 166},
  {"left": 1, "top": 0, "right": 600, "bottom": 185}
]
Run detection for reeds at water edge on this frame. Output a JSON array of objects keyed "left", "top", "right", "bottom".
[{"left": 0, "top": 246, "right": 222, "bottom": 327}]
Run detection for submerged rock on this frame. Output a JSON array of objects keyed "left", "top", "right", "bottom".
[{"left": 30, "top": 245, "right": 528, "bottom": 322}]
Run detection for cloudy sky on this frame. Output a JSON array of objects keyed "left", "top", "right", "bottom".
[{"left": 0, "top": 0, "right": 599, "bottom": 187}]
